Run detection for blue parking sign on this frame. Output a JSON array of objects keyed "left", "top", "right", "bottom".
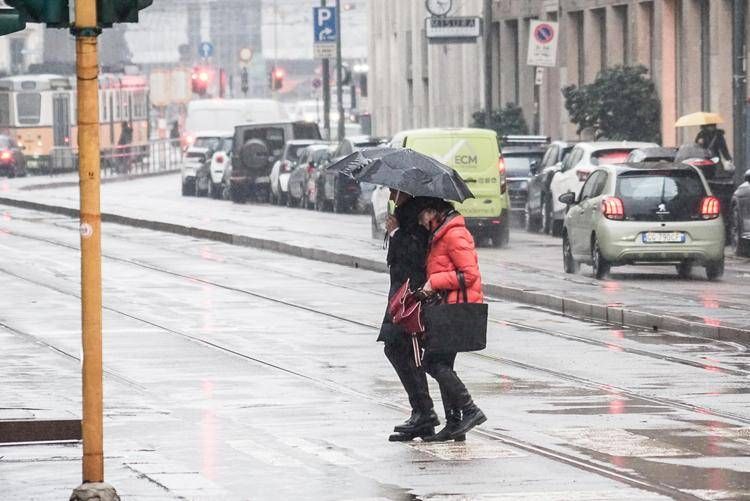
[{"left": 313, "top": 7, "right": 337, "bottom": 43}]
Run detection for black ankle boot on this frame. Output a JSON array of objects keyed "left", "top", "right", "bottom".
[
  {"left": 450, "top": 402, "right": 486, "bottom": 439},
  {"left": 393, "top": 410, "right": 419, "bottom": 432},
  {"left": 388, "top": 423, "right": 436, "bottom": 442},
  {"left": 424, "top": 409, "right": 465, "bottom": 442},
  {"left": 394, "top": 409, "right": 439, "bottom": 433}
]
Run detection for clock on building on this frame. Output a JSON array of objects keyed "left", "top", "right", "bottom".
[{"left": 426, "top": 0, "right": 452, "bottom": 17}]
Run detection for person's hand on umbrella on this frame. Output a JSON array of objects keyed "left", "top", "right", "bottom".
[{"left": 385, "top": 215, "right": 399, "bottom": 235}]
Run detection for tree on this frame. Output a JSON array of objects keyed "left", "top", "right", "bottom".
[
  {"left": 471, "top": 103, "right": 529, "bottom": 138},
  {"left": 562, "top": 65, "right": 661, "bottom": 142}
]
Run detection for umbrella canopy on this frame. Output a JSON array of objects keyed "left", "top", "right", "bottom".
[
  {"left": 675, "top": 112, "right": 724, "bottom": 127},
  {"left": 354, "top": 148, "right": 474, "bottom": 202},
  {"left": 325, "top": 147, "right": 401, "bottom": 175}
]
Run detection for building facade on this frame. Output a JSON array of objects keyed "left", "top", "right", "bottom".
[{"left": 369, "top": 0, "right": 748, "bottom": 163}]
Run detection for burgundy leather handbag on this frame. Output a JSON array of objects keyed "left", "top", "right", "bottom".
[{"left": 388, "top": 279, "right": 425, "bottom": 334}]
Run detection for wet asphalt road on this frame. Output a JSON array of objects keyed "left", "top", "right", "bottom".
[
  {"left": 2, "top": 173, "right": 749, "bottom": 332},
  {"left": 0, "top": 206, "right": 749, "bottom": 500}
]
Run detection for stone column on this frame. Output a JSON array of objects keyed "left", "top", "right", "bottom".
[
  {"left": 678, "top": 0, "right": 702, "bottom": 144},
  {"left": 656, "top": 0, "right": 678, "bottom": 146},
  {"left": 711, "top": 0, "right": 734, "bottom": 149}
]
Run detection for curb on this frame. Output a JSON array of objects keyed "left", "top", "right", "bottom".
[
  {"left": 19, "top": 168, "right": 180, "bottom": 191},
  {"left": 1, "top": 196, "right": 748, "bottom": 343}
]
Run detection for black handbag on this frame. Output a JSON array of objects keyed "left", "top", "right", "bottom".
[{"left": 422, "top": 271, "right": 488, "bottom": 354}]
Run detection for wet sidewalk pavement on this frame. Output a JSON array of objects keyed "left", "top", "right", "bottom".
[{"left": 1, "top": 173, "right": 749, "bottom": 340}]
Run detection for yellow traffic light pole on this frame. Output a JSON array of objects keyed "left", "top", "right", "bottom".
[{"left": 75, "top": 0, "right": 104, "bottom": 486}]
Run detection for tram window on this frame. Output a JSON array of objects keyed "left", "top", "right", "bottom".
[
  {"left": 17, "top": 93, "right": 41, "bottom": 125},
  {"left": 0, "top": 94, "right": 10, "bottom": 126}
]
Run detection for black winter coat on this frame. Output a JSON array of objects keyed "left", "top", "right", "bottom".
[{"left": 378, "top": 197, "right": 429, "bottom": 342}]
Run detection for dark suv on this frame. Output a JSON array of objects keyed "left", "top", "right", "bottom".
[
  {"left": 0, "top": 134, "right": 26, "bottom": 177},
  {"left": 500, "top": 135, "right": 549, "bottom": 224},
  {"left": 525, "top": 140, "right": 577, "bottom": 233},
  {"left": 230, "top": 121, "right": 321, "bottom": 203}
]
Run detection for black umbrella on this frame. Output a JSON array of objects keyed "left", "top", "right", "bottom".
[
  {"left": 353, "top": 148, "right": 474, "bottom": 202},
  {"left": 326, "top": 146, "right": 401, "bottom": 176}
]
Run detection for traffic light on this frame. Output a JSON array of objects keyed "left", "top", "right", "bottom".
[
  {"left": 270, "top": 67, "right": 285, "bottom": 91},
  {"left": 0, "top": 9, "right": 26, "bottom": 36},
  {"left": 192, "top": 66, "right": 213, "bottom": 96},
  {"left": 97, "top": 0, "right": 153, "bottom": 26},
  {"left": 240, "top": 67, "right": 249, "bottom": 96},
  {"left": 5, "top": 0, "right": 69, "bottom": 26}
]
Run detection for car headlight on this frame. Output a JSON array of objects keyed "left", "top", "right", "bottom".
[{"left": 518, "top": 181, "right": 528, "bottom": 191}]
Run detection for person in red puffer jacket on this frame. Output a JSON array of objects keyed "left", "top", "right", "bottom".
[{"left": 417, "top": 198, "right": 486, "bottom": 442}]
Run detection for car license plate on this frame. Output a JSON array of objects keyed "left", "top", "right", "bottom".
[{"left": 642, "top": 231, "right": 685, "bottom": 244}]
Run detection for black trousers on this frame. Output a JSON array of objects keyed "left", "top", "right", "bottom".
[
  {"left": 423, "top": 351, "right": 471, "bottom": 416},
  {"left": 384, "top": 335, "right": 434, "bottom": 414}
]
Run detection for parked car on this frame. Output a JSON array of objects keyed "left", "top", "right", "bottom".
[
  {"left": 181, "top": 146, "right": 212, "bottom": 196},
  {"left": 626, "top": 147, "right": 678, "bottom": 163},
  {"left": 288, "top": 144, "right": 334, "bottom": 209},
  {"left": 206, "top": 133, "right": 233, "bottom": 199},
  {"left": 317, "top": 136, "right": 386, "bottom": 213},
  {"left": 180, "top": 131, "right": 232, "bottom": 197},
  {"left": 0, "top": 134, "right": 26, "bottom": 177},
  {"left": 559, "top": 162, "right": 725, "bottom": 280},
  {"left": 230, "top": 121, "right": 322, "bottom": 203},
  {"left": 372, "top": 128, "right": 511, "bottom": 247},
  {"left": 525, "top": 140, "right": 577, "bottom": 233},
  {"left": 675, "top": 144, "right": 735, "bottom": 237},
  {"left": 729, "top": 169, "right": 750, "bottom": 257},
  {"left": 269, "top": 139, "right": 322, "bottom": 205},
  {"left": 548, "top": 141, "right": 659, "bottom": 236},
  {"left": 500, "top": 135, "right": 549, "bottom": 225}
]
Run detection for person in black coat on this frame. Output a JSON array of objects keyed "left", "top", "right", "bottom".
[
  {"left": 378, "top": 191, "right": 438, "bottom": 441},
  {"left": 695, "top": 124, "right": 732, "bottom": 161}
]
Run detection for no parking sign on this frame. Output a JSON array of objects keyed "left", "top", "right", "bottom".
[{"left": 527, "top": 20, "right": 559, "bottom": 67}]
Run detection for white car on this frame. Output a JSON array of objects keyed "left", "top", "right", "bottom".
[
  {"left": 548, "top": 141, "right": 659, "bottom": 236},
  {"left": 180, "top": 131, "right": 233, "bottom": 198},
  {"left": 269, "top": 140, "right": 322, "bottom": 205}
]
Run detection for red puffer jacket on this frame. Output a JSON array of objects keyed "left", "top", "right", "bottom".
[{"left": 426, "top": 213, "right": 483, "bottom": 304}]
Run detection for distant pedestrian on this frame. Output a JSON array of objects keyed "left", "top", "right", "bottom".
[
  {"left": 118, "top": 121, "right": 133, "bottom": 146},
  {"left": 379, "top": 191, "right": 439, "bottom": 442},
  {"left": 170, "top": 120, "right": 180, "bottom": 143},
  {"left": 417, "top": 198, "right": 486, "bottom": 441},
  {"left": 695, "top": 124, "right": 732, "bottom": 163}
]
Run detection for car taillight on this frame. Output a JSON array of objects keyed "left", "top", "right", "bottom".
[
  {"left": 281, "top": 161, "right": 290, "bottom": 172},
  {"left": 0, "top": 150, "right": 11, "bottom": 160},
  {"left": 185, "top": 135, "right": 194, "bottom": 145},
  {"left": 498, "top": 158, "right": 507, "bottom": 193},
  {"left": 601, "top": 197, "right": 625, "bottom": 220},
  {"left": 215, "top": 154, "right": 225, "bottom": 164},
  {"left": 700, "top": 196, "right": 721, "bottom": 219},
  {"left": 683, "top": 158, "right": 715, "bottom": 167},
  {"left": 307, "top": 163, "right": 315, "bottom": 174},
  {"left": 577, "top": 169, "right": 591, "bottom": 182}
]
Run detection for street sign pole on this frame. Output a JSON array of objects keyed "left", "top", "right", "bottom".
[
  {"left": 321, "top": 0, "right": 331, "bottom": 140},
  {"left": 335, "top": 0, "right": 344, "bottom": 141},
  {"left": 74, "top": 0, "right": 105, "bottom": 488}
]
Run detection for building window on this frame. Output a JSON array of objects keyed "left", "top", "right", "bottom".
[
  {"left": 571, "top": 11, "right": 584, "bottom": 85},
  {"left": 615, "top": 5, "right": 629, "bottom": 64},
  {"left": 593, "top": 8, "right": 606, "bottom": 72}
]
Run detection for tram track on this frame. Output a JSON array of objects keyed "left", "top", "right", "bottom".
[
  {"left": 0, "top": 271, "right": 707, "bottom": 501},
  {"left": 1, "top": 218, "right": 747, "bottom": 498}
]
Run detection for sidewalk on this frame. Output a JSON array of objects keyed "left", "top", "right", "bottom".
[{"left": 1, "top": 173, "right": 748, "bottom": 342}]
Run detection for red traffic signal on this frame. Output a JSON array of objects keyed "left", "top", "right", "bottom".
[
  {"left": 192, "top": 66, "right": 213, "bottom": 96},
  {"left": 270, "top": 67, "right": 285, "bottom": 91}
]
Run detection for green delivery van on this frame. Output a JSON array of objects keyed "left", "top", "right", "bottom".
[{"left": 390, "top": 128, "right": 511, "bottom": 247}]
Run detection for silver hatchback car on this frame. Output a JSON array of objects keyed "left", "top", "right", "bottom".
[{"left": 559, "top": 163, "right": 725, "bottom": 280}]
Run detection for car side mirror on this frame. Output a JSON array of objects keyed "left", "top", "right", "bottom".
[
  {"left": 745, "top": 170, "right": 750, "bottom": 183},
  {"left": 530, "top": 160, "right": 540, "bottom": 175},
  {"left": 558, "top": 192, "right": 576, "bottom": 206}
]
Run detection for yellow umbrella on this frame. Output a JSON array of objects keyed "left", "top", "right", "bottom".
[{"left": 675, "top": 112, "right": 724, "bottom": 127}]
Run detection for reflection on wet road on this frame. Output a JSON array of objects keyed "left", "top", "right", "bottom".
[{"left": 0, "top": 207, "right": 748, "bottom": 499}]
